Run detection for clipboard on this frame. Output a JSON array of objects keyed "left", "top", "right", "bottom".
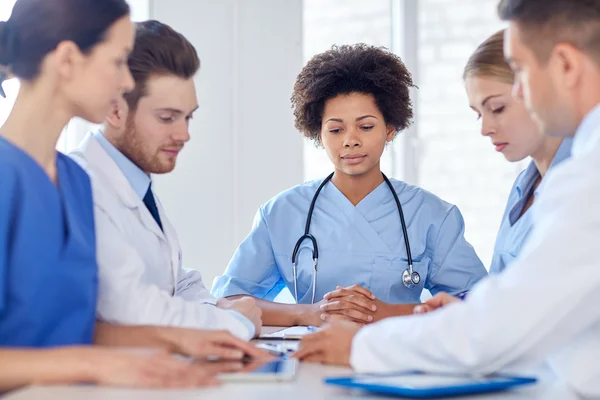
[{"left": 324, "top": 371, "right": 537, "bottom": 398}]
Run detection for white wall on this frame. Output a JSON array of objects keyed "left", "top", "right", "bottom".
[{"left": 151, "top": 0, "right": 304, "bottom": 286}]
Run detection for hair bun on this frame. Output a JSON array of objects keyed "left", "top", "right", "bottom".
[{"left": 0, "top": 20, "right": 16, "bottom": 66}]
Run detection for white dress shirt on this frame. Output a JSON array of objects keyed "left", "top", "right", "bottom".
[
  {"left": 70, "top": 132, "right": 255, "bottom": 340},
  {"left": 350, "top": 104, "right": 600, "bottom": 397}
]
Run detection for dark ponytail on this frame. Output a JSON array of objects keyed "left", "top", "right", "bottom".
[{"left": 0, "top": 0, "right": 130, "bottom": 80}]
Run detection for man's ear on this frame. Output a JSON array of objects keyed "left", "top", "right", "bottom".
[{"left": 106, "top": 97, "right": 129, "bottom": 129}]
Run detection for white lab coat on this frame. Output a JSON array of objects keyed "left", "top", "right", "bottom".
[
  {"left": 350, "top": 105, "right": 600, "bottom": 398},
  {"left": 70, "top": 133, "right": 254, "bottom": 340}
]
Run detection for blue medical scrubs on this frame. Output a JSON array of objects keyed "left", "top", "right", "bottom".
[
  {"left": 490, "top": 138, "right": 572, "bottom": 274},
  {"left": 212, "top": 178, "right": 487, "bottom": 304},
  {"left": 0, "top": 137, "right": 97, "bottom": 347}
]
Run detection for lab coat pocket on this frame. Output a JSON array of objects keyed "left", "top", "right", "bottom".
[{"left": 371, "top": 256, "right": 428, "bottom": 304}]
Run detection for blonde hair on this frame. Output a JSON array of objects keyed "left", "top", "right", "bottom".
[{"left": 463, "top": 30, "right": 514, "bottom": 84}]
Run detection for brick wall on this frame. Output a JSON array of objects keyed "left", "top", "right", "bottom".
[{"left": 417, "top": 0, "right": 526, "bottom": 267}]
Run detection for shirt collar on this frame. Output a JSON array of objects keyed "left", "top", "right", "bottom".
[
  {"left": 93, "top": 130, "right": 151, "bottom": 199},
  {"left": 515, "top": 137, "right": 573, "bottom": 199},
  {"left": 572, "top": 103, "right": 600, "bottom": 157},
  {"left": 515, "top": 161, "right": 539, "bottom": 199}
]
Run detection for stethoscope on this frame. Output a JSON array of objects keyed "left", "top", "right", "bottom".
[{"left": 291, "top": 172, "right": 420, "bottom": 304}]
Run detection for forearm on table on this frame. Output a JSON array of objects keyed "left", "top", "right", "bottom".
[
  {"left": 0, "top": 348, "right": 94, "bottom": 391},
  {"left": 225, "top": 295, "right": 312, "bottom": 326},
  {"left": 94, "top": 323, "right": 176, "bottom": 352},
  {"left": 375, "top": 303, "right": 420, "bottom": 321}
]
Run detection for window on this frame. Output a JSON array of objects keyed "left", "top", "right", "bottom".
[
  {"left": 302, "top": 0, "right": 526, "bottom": 269},
  {"left": 415, "top": 0, "right": 526, "bottom": 268},
  {"left": 302, "top": 0, "right": 396, "bottom": 181}
]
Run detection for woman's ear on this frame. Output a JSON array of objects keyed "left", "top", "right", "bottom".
[{"left": 386, "top": 125, "right": 397, "bottom": 142}]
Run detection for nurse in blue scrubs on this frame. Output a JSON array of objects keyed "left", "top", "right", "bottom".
[
  {"left": 0, "top": 0, "right": 263, "bottom": 391},
  {"left": 413, "top": 30, "right": 572, "bottom": 314},
  {"left": 212, "top": 44, "right": 488, "bottom": 327},
  {"left": 464, "top": 30, "right": 572, "bottom": 275}
]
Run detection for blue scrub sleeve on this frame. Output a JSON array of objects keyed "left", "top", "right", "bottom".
[
  {"left": 0, "top": 169, "right": 17, "bottom": 312},
  {"left": 212, "top": 207, "right": 285, "bottom": 300},
  {"left": 425, "top": 206, "right": 488, "bottom": 295}
]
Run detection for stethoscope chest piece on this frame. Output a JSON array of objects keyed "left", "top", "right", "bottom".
[
  {"left": 292, "top": 172, "right": 418, "bottom": 304},
  {"left": 402, "top": 267, "right": 421, "bottom": 289}
]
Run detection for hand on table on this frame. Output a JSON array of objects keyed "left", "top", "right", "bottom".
[
  {"left": 413, "top": 292, "right": 461, "bottom": 314},
  {"left": 217, "top": 297, "right": 263, "bottom": 336},
  {"left": 292, "top": 316, "right": 361, "bottom": 367}
]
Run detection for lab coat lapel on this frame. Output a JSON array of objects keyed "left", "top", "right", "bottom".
[
  {"left": 322, "top": 182, "right": 391, "bottom": 254},
  {"left": 153, "top": 194, "right": 181, "bottom": 284},
  {"left": 74, "top": 133, "right": 167, "bottom": 242}
]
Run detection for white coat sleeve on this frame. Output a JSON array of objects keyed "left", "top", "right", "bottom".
[
  {"left": 93, "top": 207, "right": 254, "bottom": 340},
  {"left": 350, "top": 157, "right": 600, "bottom": 397},
  {"left": 175, "top": 266, "right": 216, "bottom": 304}
]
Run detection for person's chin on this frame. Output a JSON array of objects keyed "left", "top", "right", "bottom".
[
  {"left": 339, "top": 164, "right": 371, "bottom": 176},
  {"left": 82, "top": 107, "right": 110, "bottom": 125},
  {"left": 503, "top": 151, "right": 529, "bottom": 163},
  {"left": 150, "top": 161, "right": 176, "bottom": 174}
]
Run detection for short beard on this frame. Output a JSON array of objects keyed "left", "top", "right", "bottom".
[{"left": 112, "top": 116, "right": 174, "bottom": 175}]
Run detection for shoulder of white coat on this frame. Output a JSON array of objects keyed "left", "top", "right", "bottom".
[
  {"left": 539, "top": 145, "right": 600, "bottom": 208},
  {"left": 389, "top": 178, "right": 456, "bottom": 216},
  {"left": 68, "top": 147, "right": 119, "bottom": 212},
  {"left": 58, "top": 151, "right": 91, "bottom": 180},
  {"left": 260, "top": 178, "right": 325, "bottom": 217}
]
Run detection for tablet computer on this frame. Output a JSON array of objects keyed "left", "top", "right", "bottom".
[
  {"left": 219, "top": 358, "right": 298, "bottom": 382},
  {"left": 325, "top": 371, "right": 537, "bottom": 398}
]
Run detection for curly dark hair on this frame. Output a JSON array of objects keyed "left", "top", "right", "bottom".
[{"left": 291, "top": 43, "right": 415, "bottom": 145}]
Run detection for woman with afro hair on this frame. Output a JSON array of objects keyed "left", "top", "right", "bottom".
[{"left": 213, "top": 44, "right": 487, "bottom": 327}]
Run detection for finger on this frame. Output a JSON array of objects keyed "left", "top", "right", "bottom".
[
  {"left": 151, "top": 354, "right": 194, "bottom": 374},
  {"left": 196, "top": 361, "right": 244, "bottom": 375},
  {"left": 424, "top": 293, "right": 458, "bottom": 308},
  {"left": 321, "top": 313, "right": 367, "bottom": 326},
  {"left": 301, "top": 352, "right": 326, "bottom": 364},
  {"left": 204, "top": 342, "right": 272, "bottom": 361},
  {"left": 293, "top": 342, "right": 325, "bottom": 360},
  {"left": 144, "top": 361, "right": 195, "bottom": 388},
  {"left": 413, "top": 304, "right": 434, "bottom": 314},
  {"left": 324, "top": 308, "right": 373, "bottom": 323},
  {"left": 324, "top": 288, "right": 372, "bottom": 301},
  {"left": 193, "top": 344, "right": 245, "bottom": 360},
  {"left": 347, "top": 284, "right": 376, "bottom": 299},
  {"left": 208, "top": 333, "right": 273, "bottom": 360},
  {"left": 321, "top": 297, "right": 376, "bottom": 313},
  {"left": 299, "top": 330, "right": 326, "bottom": 345}
]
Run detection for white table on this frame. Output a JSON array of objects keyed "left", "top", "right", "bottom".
[{"left": 4, "top": 327, "right": 581, "bottom": 400}]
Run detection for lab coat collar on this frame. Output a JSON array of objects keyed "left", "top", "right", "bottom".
[
  {"left": 76, "top": 133, "right": 141, "bottom": 210},
  {"left": 572, "top": 103, "right": 600, "bottom": 157},
  {"left": 92, "top": 130, "right": 151, "bottom": 200},
  {"left": 515, "top": 137, "right": 573, "bottom": 199},
  {"left": 74, "top": 133, "right": 166, "bottom": 242}
]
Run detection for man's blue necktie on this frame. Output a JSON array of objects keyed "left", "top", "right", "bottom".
[{"left": 143, "top": 184, "right": 163, "bottom": 232}]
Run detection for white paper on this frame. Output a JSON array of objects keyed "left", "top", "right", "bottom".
[{"left": 259, "top": 326, "right": 318, "bottom": 339}]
